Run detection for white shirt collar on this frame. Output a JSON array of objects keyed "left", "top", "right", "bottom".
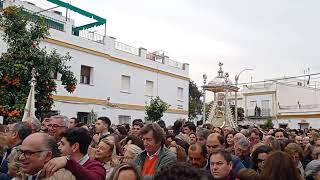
[
  {"left": 147, "top": 147, "right": 161, "bottom": 159},
  {"left": 78, "top": 154, "right": 90, "bottom": 166}
]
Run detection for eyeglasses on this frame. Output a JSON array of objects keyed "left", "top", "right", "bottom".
[
  {"left": 17, "top": 149, "right": 49, "bottom": 158},
  {"left": 47, "top": 124, "right": 65, "bottom": 129}
]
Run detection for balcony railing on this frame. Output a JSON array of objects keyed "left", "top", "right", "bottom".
[
  {"left": 247, "top": 108, "right": 271, "bottom": 117},
  {"left": 78, "top": 30, "right": 105, "bottom": 44},
  {"left": 168, "top": 58, "right": 184, "bottom": 69},
  {"left": 114, "top": 42, "right": 186, "bottom": 70},
  {"left": 279, "top": 104, "right": 320, "bottom": 110},
  {"left": 115, "top": 41, "right": 139, "bottom": 56}
]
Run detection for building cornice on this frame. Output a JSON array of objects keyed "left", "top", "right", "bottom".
[
  {"left": 242, "top": 91, "right": 276, "bottom": 96},
  {"left": 52, "top": 95, "right": 188, "bottom": 115}
]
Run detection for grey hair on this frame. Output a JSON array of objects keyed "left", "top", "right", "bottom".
[
  {"left": 196, "top": 128, "right": 211, "bottom": 139},
  {"left": 42, "top": 133, "right": 61, "bottom": 158},
  {"left": 305, "top": 160, "right": 320, "bottom": 178},
  {"left": 235, "top": 137, "right": 250, "bottom": 147},
  {"left": 32, "top": 118, "right": 41, "bottom": 132},
  {"left": 51, "top": 115, "right": 69, "bottom": 127},
  {"left": 25, "top": 117, "right": 41, "bottom": 132},
  {"left": 240, "top": 129, "right": 249, "bottom": 137}
]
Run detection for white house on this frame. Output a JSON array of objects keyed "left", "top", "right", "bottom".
[
  {"left": 230, "top": 78, "right": 320, "bottom": 129},
  {"left": 0, "top": 0, "right": 190, "bottom": 125}
]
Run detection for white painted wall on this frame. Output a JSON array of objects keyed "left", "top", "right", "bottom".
[
  {"left": 277, "top": 83, "right": 320, "bottom": 106},
  {"left": 0, "top": 0, "right": 190, "bottom": 125},
  {"left": 53, "top": 101, "right": 187, "bottom": 125},
  {"left": 273, "top": 118, "right": 320, "bottom": 129}
]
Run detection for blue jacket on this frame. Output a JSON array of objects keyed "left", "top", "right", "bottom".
[
  {"left": 0, "top": 172, "right": 11, "bottom": 180},
  {"left": 231, "top": 155, "right": 245, "bottom": 173},
  {"left": 0, "top": 148, "right": 12, "bottom": 174}
]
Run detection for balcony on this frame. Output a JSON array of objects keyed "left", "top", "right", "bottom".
[
  {"left": 247, "top": 108, "right": 271, "bottom": 118},
  {"left": 279, "top": 104, "right": 320, "bottom": 110}
]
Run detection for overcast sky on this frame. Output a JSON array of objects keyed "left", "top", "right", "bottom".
[{"left": 30, "top": 0, "right": 320, "bottom": 86}]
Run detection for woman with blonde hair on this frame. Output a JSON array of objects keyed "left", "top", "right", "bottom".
[
  {"left": 94, "top": 138, "right": 119, "bottom": 179},
  {"left": 109, "top": 163, "right": 141, "bottom": 180},
  {"left": 122, "top": 144, "right": 143, "bottom": 163}
]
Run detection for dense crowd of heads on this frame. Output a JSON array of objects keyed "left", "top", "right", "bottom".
[{"left": 2, "top": 115, "right": 320, "bottom": 180}]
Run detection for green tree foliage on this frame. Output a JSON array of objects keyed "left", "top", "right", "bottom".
[
  {"left": 189, "top": 80, "right": 203, "bottom": 120},
  {"left": 0, "top": 7, "right": 77, "bottom": 122},
  {"left": 230, "top": 105, "right": 245, "bottom": 120},
  {"left": 145, "top": 96, "right": 170, "bottom": 122},
  {"left": 264, "top": 117, "right": 274, "bottom": 129}
]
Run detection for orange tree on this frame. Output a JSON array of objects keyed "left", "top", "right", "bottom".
[{"left": 0, "top": 7, "right": 77, "bottom": 122}]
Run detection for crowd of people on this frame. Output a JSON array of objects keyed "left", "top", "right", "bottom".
[{"left": 1, "top": 113, "right": 320, "bottom": 180}]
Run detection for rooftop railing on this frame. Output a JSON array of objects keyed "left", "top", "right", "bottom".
[
  {"left": 279, "top": 104, "right": 320, "bottom": 110},
  {"left": 78, "top": 30, "right": 105, "bottom": 44},
  {"left": 115, "top": 41, "right": 139, "bottom": 56},
  {"left": 247, "top": 108, "right": 271, "bottom": 117},
  {"left": 168, "top": 58, "right": 184, "bottom": 69}
]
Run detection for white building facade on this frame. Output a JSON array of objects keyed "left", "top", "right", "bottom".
[
  {"left": 0, "top": 0, "right": 189, "bottom": 125},
  {"left": 230, "top": 80, "right": 320, "bottom": 129}
]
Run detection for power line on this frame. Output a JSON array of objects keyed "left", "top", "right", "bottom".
[{"left": 237, "top": 73, "right": 320, "bottom": 85}]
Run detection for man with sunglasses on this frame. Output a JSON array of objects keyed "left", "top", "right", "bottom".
[
  {"left": 0, "top": 122, "right": 32, "bottom": 179},
  {"left": 48, "top": 115, "right": 69, "bottom": 141},
  {"left": 18, "top": 132, "right": 75, "bottom": 180}
]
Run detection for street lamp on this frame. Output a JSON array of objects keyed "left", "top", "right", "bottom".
[
  {"left": 202, "top": 74, "right": 207, "bottom": 122},
  {"left": 235, "top": 68, "right": 253, "bottom": 126}
]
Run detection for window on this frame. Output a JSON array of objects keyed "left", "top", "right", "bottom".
[
  {"left": 177, "top": 87, "right": 184, "bottom": 100},
  {"left": 261, "top": 100, "right": 270, "bottom": 116},
  {"left": 177, "top": 104, "right": 183, "bottom": 109},
  {"left": 80, "top": 65, "right": 92, "bottom": 84},
  {"left": 77, "top": 112, "right": 90, "bottom": 123},
  {"left": 249, "top": 101, "right": 257, "bottom": 107},
  {"left": 119, "top": 115, "right": 131, "bottom": 125},
  {"left": 121, "top": 75, "right": 131, "bottom": 92},
  {"left": 146, "top": 80, "right": 154, "bottom": 96},
  {"left": 299, "top": 123, "right": 309, "bottom": 130}
]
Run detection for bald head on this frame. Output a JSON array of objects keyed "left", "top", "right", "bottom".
[
  {"left": 206, "top": 133, "right": 224, "bottom": 154},
  {"left": 22, "top": 133, "right": 46, "bottom": 149},
  {"left": 19, "top": 133, "right": 59, "bottom": 175}
]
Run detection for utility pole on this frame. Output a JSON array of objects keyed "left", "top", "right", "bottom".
[
  {"left": 202, "top": 74, "right": 207, "bottom": 122},
  {"left": 235, "top": 68, "right": 253, "bottom": 126}
]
